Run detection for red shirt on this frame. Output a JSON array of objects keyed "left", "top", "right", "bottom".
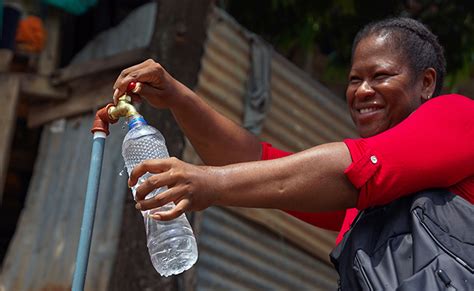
[{"left": 261, "top": 94, "right": 474, "bottom": 245}]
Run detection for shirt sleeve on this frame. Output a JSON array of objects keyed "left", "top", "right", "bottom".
[
  {"left": 261, "top": 142, "right": 346, "bottom": 231},
  {"left": 344, "top": 94, "right": 474, "bottom": 209},
  {"left": 260, "top": 142, "right": 292, "bottom": 159}
]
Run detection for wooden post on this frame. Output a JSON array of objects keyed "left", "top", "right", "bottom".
[
  {"left": 143, "top": 3, "right": 213, "bottom": 289},
  {"left": 37, "top": 10, "right": 61, "bottom": 76},
  {"left": 109, "top": 1, "right": 213, "bottom": 290},
  {"left": 0, "top": 74, "right": 20, "bottom": 204}
]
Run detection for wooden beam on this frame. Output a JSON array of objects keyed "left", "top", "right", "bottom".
[
  {"left": 27, "top": 73, "right": 118, "bottom": 128},
  {"left": 52, "top": 47, "right": 149, "bottom": 85},
  {"left": 0, "top": 49, "right": 13, "bottom": 72},
  {"left": 20, "top": 74, "right": 68, "bottom": 100},
  {"left": 0, "top": 74, "right": 20, "bottom": 204}
]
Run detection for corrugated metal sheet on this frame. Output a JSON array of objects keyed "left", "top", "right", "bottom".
[
  {"left": 195, "top": 8, "right": 356, "bottom": 152},
  {"left": 186, "top": 7, "right": 359, "bottom": 290},
  {"left": 197, "top": 207, "right": 338, "bottom": 290},
  {"left": 267, "top": 53, "right": 355, "bottom": 150},
  {"left": 0, "top": 114, "right": 128, "bottom": 291}
]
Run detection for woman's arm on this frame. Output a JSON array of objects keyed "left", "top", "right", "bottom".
[
  {"left": 128, "top": 94, "right": 474, "bottom": 221},
  {"left": 259, "top": 142, "right": 347, "bottom": 231},
  {"left": 114, "top": 61, "right": 350, "bottom": 230},
  {"left": 113, "top": 59, "right": 262, "bottom": 166},
  {"left": 129, "top": 142, "right": 358, "bottom": 220}
]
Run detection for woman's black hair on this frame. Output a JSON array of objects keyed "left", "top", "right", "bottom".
[{"left": 352, "top": 17, "right": 446, "bottom": 97}]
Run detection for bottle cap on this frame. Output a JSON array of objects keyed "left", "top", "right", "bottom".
[{"left": 128, "top": 115, "right": 147, "bottom": 130}]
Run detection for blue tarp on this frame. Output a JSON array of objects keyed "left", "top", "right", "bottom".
[{"left": 43, "top": 0, "right": 97, "bottom": 15}]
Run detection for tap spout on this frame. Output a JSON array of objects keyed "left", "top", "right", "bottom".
[
  {"left": 107, "top": 95, "right": 139, "bottom": 120},
  {"left": 91, "top": 94, "right": 138, "bottom": 135}
]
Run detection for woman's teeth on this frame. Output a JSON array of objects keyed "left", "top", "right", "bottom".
[{"left": 359, "top": 107, "right": 379, "bottom": 114}]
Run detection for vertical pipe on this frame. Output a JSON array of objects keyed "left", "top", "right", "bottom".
[{"left": 72, "top": 131, "right": 107, "bottom": 291}]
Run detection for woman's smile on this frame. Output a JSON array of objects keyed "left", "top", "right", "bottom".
[{"left": 352, "top": 107, "right": 386, "bottom": 137}]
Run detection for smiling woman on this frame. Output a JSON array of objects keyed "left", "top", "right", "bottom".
[
  {"left": 346, "top": 18, "right": 443, "bottom": 138},
  {"left": 111, "top": 17, "right": 473, "bottom": 290},
  {"left": 347, "top": 34, "right": 430, "bottom": 137}
]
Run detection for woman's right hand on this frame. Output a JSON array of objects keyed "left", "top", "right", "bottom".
[
  {"left": 113, "top": 59, "right": 194, "bottom": 109},
  {"left": 130, "top": 157, "right": 221, "bottom": 221}
]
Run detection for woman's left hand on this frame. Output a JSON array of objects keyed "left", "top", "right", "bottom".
[{"left": 129, "top": 157, "right": 221, "bottom": 221}]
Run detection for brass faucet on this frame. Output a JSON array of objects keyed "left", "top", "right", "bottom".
[
  {"left": 92, "top": 94, "right": 139, "bottom": 135},
  {"left": 107, "top": 94, "right": 138, "bottom": 121}
]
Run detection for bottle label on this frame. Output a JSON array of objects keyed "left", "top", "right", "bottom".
[{"left": 128, "top": 116, "right": 147, "bottom": 130}]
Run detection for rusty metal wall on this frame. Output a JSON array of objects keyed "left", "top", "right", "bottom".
[
  {"left": 0, "top": 114, "right": 128, "bottom": 291},
  {"left": 187, "top": 8, "right": 358, "bottom": 290}
]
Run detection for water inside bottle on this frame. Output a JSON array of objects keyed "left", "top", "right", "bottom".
[{"left": 122, "top": 122, "right": 198, "bottom": 276}]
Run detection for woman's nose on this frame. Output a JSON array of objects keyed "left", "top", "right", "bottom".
[{"left": 355, "top": 81, "right": 375, "bottom": 100}]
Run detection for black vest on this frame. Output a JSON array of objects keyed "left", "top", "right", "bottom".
[{"left": 330, "top": 189, "right": 474, "bottom": 290}]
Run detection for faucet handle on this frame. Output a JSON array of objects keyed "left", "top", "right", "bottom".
[
  {"left": 117, "top": 94, "right": 132, "bottom": 103},
  {"left": 126, "top": 81, "right": 143, "bottom": 95}
]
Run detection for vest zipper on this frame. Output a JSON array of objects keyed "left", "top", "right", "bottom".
[
  {"left": 354, "top": 254, "right": 374, "bottom": 291},
  {"left": 412, "top": 209, "right": 473, "bottom": 273},
  {"left": 436, "top": 269, "right": 458, "bottom": 290}
]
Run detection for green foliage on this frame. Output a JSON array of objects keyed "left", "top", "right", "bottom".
[{"left": 223, "top": 0, "right": 474, "bottom": 88}]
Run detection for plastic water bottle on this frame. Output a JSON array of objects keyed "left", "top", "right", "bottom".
[{"left": 121, "top": 114, "right": 198, "bottom": 276}]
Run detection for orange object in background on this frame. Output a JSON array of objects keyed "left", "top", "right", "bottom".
[{"left": 15, "top": 16, "right": 46, "bottom": 53}]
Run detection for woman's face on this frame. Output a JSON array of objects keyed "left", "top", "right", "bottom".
[{"left": 346, "top": 34, "right": 423, "bottom": 137}]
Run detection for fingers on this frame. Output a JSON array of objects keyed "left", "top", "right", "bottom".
[
  {"left": 149, "top": 199, "right": 191, "bottom": 221},
  {"left": 129, "top": 158, "right": 207, "bottom": 221},
  {"left": 134, "top": 170, "right": 175, "bottom": 202},
  {"left": 113, "top": 59, "right": 165, "bottom": 102},
  {"left": 113, "top": 67, "right": 151, "bottom": 103},
  {"left": 113, "top": 61, "right": 150, "bottom": 99},
  {"left": 113, "top": 60, "right": 150, "bottom": 90},
  {"left": 136, "top": 183, "right": 187, "bottom": 211},
  {"left": 135, "top": 175, "right": 192, "bottom": 221},
  {"left": 129, "top": 159, "right": 174, "bottom": 188},
  {"left": 128, "top": 82, "right": 163, "bottom": 104}
]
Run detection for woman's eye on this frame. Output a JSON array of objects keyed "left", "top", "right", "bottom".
[
  {"left": 349, "top": 77, "right": 361, "bottom": 84},
  {"left": 374, "top": 73, "right": 390, "bottom": 80}
]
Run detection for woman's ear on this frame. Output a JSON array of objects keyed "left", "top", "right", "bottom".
[{"left": 421, "top": 68, "right": 436, "bottom": 101}]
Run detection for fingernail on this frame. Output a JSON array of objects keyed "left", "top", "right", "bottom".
[
  {"left": 135, "top": 203, "right": 141, "bottom": 210},
  {"left": 149, "top": 214, "right": 161, "bottom": 220},
  {"left": 113, "top": 88, "right": 119, "bottom": 99},
  {"left": 132, "top": 82, "right": 141, "bottom": 94}
]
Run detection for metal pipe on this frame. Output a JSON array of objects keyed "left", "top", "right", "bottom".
[
  {"left": 72, "top": 92, "right": 138, "bottom": 290},
  {"left": 72, "top": 131, "right": 106, "bottom": 291}
]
